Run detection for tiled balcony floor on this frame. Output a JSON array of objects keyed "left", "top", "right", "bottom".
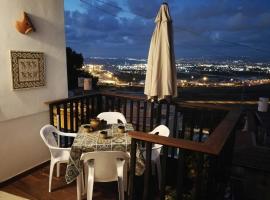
[{"left": 1, "top": 164, "right": 118, "bottom": 200}]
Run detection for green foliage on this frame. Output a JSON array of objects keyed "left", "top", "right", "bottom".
[
  {"left": 165, "top": 152, "right": 211, "bottom": 200},
  {"left": 66, "top": 47, "right": 84, "bottom": 90},
  {"left": 66, "top": 47, "right": 99, "bottom": 90}
]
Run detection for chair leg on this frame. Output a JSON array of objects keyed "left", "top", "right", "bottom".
[
  {"left": 123, "top": 163, "right": 128, "bottom": 192},
  {"left": 116, "top": 159, "right": 125, "bottom": 200},
  {"left": 81, "top": 167, "right": 85, "bottom": 195},
  {"left": 56, "top": 163, "right": 60, "bottom": 177},
  {"left": 117, "top": 176, "right": 124, "bottom": 200},
  {"left": 49, "top": 160, "right": 56, "bottom": 192},
  {"left": 77, "top": 174, "right": 82, "bottom": 200},
  {"left": 56, "top": 133, "right": 61, "bottom": 178},
  {"left": 87, "top": 160, "right": 95, "bottom": 200},
  {"left": 151, "top": 161, "right": 156, "bottom": 175},
  {"left": 156, "top": 157, "right": 162, "bottom": 190}
]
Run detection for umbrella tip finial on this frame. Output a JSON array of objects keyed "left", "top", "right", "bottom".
[{"left": 162, "top": 0, "right": 168, "bottom": 5}]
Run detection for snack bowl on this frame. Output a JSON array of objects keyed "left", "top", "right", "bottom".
[
  {"left": 83, "top": 125, "right": 93, "bottom": 133},
  {"left": 100, "top": 130, "right": 108, "bottom": 139},
  {"left": 90, "top": 118, "right": 100, "bottom": 130},
  {"left": 118, "top": 125, "right": 125, "bottom": 133},
  {"left": 100, "top": 119, "right": 108, "bottom": 129}
]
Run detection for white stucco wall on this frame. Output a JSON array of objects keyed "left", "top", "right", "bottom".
[
  {"left": 0, "top": 112, "right": 50, "bottom": 181},
  {"left": 0, "top": 0, "right": 67, "bottom": 182}
]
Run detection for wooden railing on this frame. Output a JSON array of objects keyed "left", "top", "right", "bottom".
[
  {"left": 46, "top": 91, "right": 242, "bottom": 200},
  {"left": 128, "top": 109, "right": 241, "bottom": 200}
]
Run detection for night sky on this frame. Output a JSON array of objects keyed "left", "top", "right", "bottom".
[{"left": 64, "top": 0, "right": 270, "bottom": 60}]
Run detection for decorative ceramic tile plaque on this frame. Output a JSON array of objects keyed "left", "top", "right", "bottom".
[{"left": 11, "top": 51, "right": 45, "bottom": 89}]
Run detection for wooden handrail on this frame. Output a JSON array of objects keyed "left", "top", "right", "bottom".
[
  {"left": 128, "top": 109, "right": 242, "bottom": 156},
  {"left": 99, "top": 91, "right": 145, "bottom": 101},
  {"left": 247, "top": 111, "right": 257, "bottom": 133},
  {"left": 45, "top": 90, "right": 233, "bottom": 111},
  {"left": 44, "top": 91, "right": 99, "bottom": 105},
  {"left": 100, "top": 91, "right": 233, "bottom": 111},
  {"left": 128, "top": 131, "right": 213, "bottom": 154},
  {"left": 205, "top": 109, "right": 242, "bottom": 154}
]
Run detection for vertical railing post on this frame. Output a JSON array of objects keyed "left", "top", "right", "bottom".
[
  {"left": 172, "top": 106, "right": 178, "bottom": 157},
  {"left": 117, "top": 98, "right": 121, "bottom": 112},
  {"left": 63, "top": 103, "right": 68, "bottom": 145},
  {"left": 97, "top": 94, "right": 103, "bottom": 114},
  {"left": 111, "top": 96, "right": 115, "bottom": 111},
  {"left": 123, "top": 98, "right": 127, "bottom": 117},
  {"left": 143, "top": 101, "right": 147, "bottom": 132},
  {"left": 136, "top": 101, "right": 140, "bottom": 131},
  {"left": 86, "top": 97, "right": 90, "bottom": 122},
  {"left": 180, "top": 110, "right": 187, "bottom": 139},
  {"left": 189, "top": 110, "right": 196, "bottom": 141},
  {"left": 143, "top": 142, "right": 153, "bottom": 200},
  {"left": 49, "top": 104, "right": 54, "bottom": 125},
  {"left": 150, "top": 102, "right": 154, "bottom": 131},
  {"left": 226, "top": 128, "right": 237, "bottom": 169},
  {"left": 165, "top": 103, "right": 170, "bottom": 127},
  {"left": 176, "top": 149, "right": 184, "bottom": 200},
  {"left": 194, "top": 153, "right": 204, "bottom": 200},
  {"left": 75, "top": 101, "right": 79, "bottom": 132},
  {"left": 128, "top": 138, "right": 137, "bottom": 200},
  {"left": 91, "top": 96, "right": 95, "bottom": 117},
  {"left": 130, "top": 100, "right": 134, "bottom": 124},
  {"left": 206, "top": 156, "right": 218, "bottom": 200},
  {"left": 70, "top": 100, "right": 74, "bottom": 132},
  {"left": 156, "top": 102, "right": 162, "bottom": 126},
  {"left": 56, "top": 113, "right": 61, "bottom": 177},
  {"left": 80, "top": 98, "right": 84, "bottom": 125},
  {"left": 160, "top": 146, "right": 168, "bottom": 200},
  {"left": 105, "top": 96, "right": 109, "bottom": 111}
]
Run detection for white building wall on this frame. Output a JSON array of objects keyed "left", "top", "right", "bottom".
[{"left": 0, "top": 0, "right": 67, "bottom": 182}]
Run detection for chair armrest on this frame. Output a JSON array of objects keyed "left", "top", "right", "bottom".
[
  {"left": 139, "top": 146, "right": 161, "bottom": 152},
  {"left": 49, "top": 146, "right": 72, "bottom": 151},
  {"left": 152, "top": 146, "right": 162, "bottom": 150},
  {"left": 58, "top": 132, "right": 77, "bottom": 138}
]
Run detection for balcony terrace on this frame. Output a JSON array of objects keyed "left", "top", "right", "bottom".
[{"left": 2, "top": 91, "right": 270, "bottom": 199}]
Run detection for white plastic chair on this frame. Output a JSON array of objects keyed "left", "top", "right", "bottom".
[
  {"left": 144, "top": 125, "right": 170, "bottom": 190},
  {"left": 97, "top": 112, "right": 127, "bottom": 124},
  {"left": 77, "top": 151, "right": 130, "bottom": 200},
  {"left": 40, "top": 124, "right": 77, "bottom": 192}
]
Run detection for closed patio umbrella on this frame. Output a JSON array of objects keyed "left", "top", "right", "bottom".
[{"left": 144, "top": 3, "right": 177, "bottom": 101}]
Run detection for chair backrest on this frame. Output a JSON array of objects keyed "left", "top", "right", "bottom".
[
  {"left": 97, "top": 112, "right": 127, "bottom": 124},
  {"left": 81, "top": 151, "right": 130, "bottom": 182},
  {"left": 149, "top": 125, "right": 170, "bottom": 150},
  {"left": 40, "top": 124, "right": 59, "bottom": 149}
]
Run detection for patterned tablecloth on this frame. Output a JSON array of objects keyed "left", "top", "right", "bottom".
[{"left": 65, "top": 123, "right": 145, "bottom": 184}]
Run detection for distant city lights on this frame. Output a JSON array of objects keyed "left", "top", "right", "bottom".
[
  {"left": 203, "top": 76, "right": 208, "bottom": 81},
  {"left": 82, "top": 59, "right": 270, "bottom": 88}
]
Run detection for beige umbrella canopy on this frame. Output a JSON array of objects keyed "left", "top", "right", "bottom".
[{"left": 144, "top": 3, "right": 177, "bottom": 101}]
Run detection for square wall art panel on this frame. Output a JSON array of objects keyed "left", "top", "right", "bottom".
[{"left": 10, "top": 51, "right": 45, "bottom": 89}]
